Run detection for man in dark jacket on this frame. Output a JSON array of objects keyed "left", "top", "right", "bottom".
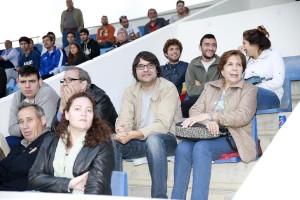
[
  {"left": 0, "top": 102, "right": 50, "bottom": 191},
  {"left": 144, "top": 9, "right": 168, "bottom": 35},
  {"left": 0, "top": 68, "right": 7, "bottom": 98},
  {"left": 52, "top": 66, "right": 118, "bottom": 131},
  {"left": 80, "top": 28, "right": 100, "bottom": 59},
  {"left": 161, "top": 38, "right": 188, "bottom": 95}
]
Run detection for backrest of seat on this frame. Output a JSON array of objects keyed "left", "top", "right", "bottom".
[
  {"left": 35, "top": 44, "right": 43, "bottom": 54},
  {"left": 280, "top": 55, "right": 300, "bottom": 112},
  {"left": 138, "top": 26, "right": 144, "bottom": 37},
  {"left": 89, "top": 34, "right": 97, "bottom": 41},
  {"left": 111, "top": 171, "right": 128, "bottom": 196},
  {"left": 256, "top": 55, "right": 300, "bottom": 114}
]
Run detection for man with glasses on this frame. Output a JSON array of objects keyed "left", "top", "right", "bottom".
[
  {"left": 115, "top": 16, "right": 140, "bottom": 42},
  {"left": 51, "top": 66, "right": 118, "bottom": 131},
  {"left": 113, "top": 51, "right": 182, "bottom": 198},
  {"left": 182, "top": 34, "right": 221, "bottom": 118},
  {"left": 8, "top": 65, "right": 59, "bottom": 137}
]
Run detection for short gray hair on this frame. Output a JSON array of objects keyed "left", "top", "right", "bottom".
[
  {"left": 66, "top": 66, "right": 91, "bottom": 87},
  {"left": 117, "top": 27, "right": 128, "bottom": 36},
  {"left": 18, "top": 102, "right": 45, "bottom": 118}
]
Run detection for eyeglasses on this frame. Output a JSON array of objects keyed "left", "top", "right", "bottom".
[
  {"left": 136, "top": 63, "right": 156, "bottom": 70},
  {"left": 60, "top": 77, "right": 82, "bottom": 83},
  {"left": 119, "top": 15, "right": 127, "bottom": 20}
]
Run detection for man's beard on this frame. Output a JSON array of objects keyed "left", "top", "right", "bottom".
[{"left": 150, "top": 17, "right": 157, "bottom": 22}]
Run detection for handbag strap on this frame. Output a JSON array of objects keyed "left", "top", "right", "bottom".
[{"left": 226, "top": 134, "right": 238, "bottom": 151}]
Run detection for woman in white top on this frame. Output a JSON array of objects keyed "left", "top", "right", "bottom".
[{"left": 242, "top": 25, "right": 285, "bottom": 110}]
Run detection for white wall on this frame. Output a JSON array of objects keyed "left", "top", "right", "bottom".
[
  {"left": 233, "top": 102, "right": 300, "bottom": 199},
  {"left": 1, "top": 1, "right": 300, "bottom": 137}
]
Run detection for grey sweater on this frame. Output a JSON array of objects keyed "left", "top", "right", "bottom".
[{"left": 8, "top": 83, "right": 59, "bottom": 136}]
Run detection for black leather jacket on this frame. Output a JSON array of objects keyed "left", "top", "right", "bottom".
[
  {"left": 28, "top": 133, "right": 114, "bottom": 194},
  {"left": 52, "top": 84, "right": 118, "bottom": 132}
]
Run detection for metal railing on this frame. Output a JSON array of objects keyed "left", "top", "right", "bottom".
[{"left": 0, "top": 36, "right": 40, "bottom": 50}]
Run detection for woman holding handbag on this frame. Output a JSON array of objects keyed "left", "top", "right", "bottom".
[
  {"left": 29, "top": 92, "right": 114, "bottom": 194},
  {"left": 242, "top": 25, "right": 285, "bottom": 110},
  {"left": 171, "top": 50, "right": 257, "bottom": 200}
]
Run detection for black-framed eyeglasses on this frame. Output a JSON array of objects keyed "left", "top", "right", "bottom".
[
  {"left": 136, "top": 63, "right": 156, "bottom": 70},
  {"left": 60, "top": 77, "right": 82, "bottom": 84}
]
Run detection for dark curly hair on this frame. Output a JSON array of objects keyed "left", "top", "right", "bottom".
[
  {"left": 243, "top": 25, "right": 271, "bottom": 51},
  {"left": 163, "top": 38, "right": 183, "bottom": 58},
  {"left": 132, "top": 51, "right": 161, "bottom": 82},
  {"left": 56, "top": 92, "right": 112, "bottom": 148}
]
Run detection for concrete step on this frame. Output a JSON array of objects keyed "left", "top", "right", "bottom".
[
  {"left": 123, "top": 158, "right": 257, "bottom": 199},
  {"left": 291, "top": 80, "right": 300, "bottom": 95}
]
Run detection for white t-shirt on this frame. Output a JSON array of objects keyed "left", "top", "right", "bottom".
[
  {"left": 139, "top": 90, "right": 154, "bottom": 129},
  {"left": 201, "top": 58, "right": 216, "bottom": 72},
  {"left": 115, "top": 24, "right": 140, "bottom": 37}
]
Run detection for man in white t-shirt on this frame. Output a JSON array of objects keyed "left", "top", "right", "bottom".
[
  {"left": 115, "top": 16, "right": 140, "bottom": 42},
  {"left": 168, "top": 0, "right": 186, "bottom": 23},
  {"left": 0, "top": 40, "right": 19, "bottom": 83}
]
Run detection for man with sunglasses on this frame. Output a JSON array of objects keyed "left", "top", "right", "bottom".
[
  {"left": 51, "top": 66, "right": 118, "bottom": 131},
  {"left": 8, "top": 65, "right": 59, "bottom": 137},
  {"left": 113, "top": 51, "right": 182, "bottom": 198},
  {"left": 115, "top": 15, "right": 140, "bottom": 42}
]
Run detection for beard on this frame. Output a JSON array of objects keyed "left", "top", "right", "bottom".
[
  {"left": 202, "top": 51, "right": 215, "bottom": 60},
  {"left": 150, "top": 17, "right": 157, "bottom": 22}
]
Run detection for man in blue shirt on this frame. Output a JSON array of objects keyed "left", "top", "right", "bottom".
[
  {"left": 6, "top": 36, "right": 41, "bottom": 84},
  {"left": 161, "top": 38, "right": 188, "bottom": 95},
  {"left": 40, "top": 35, "right": 66, "bottom": 79}
]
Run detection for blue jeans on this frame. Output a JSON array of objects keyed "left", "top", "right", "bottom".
[
  {"left": 62, "top": 31, "right": 81, "bottom": 48},
  {"left": 113, "top": 133, "right": 177, "bottom": 198},
  {"left": 171, "top": 137, "right": 237, "bottom": 200},
  {"left": 257, "top": 87, "right": 280, "bottom": 110}
]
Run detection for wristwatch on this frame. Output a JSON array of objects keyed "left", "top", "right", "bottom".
[{"left": 208, "top": 113, "right": 212, "bottom": 121}]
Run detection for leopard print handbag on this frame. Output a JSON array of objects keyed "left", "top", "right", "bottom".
[{"left": 175, "top": 122, "right": 228, "bottom": 140}]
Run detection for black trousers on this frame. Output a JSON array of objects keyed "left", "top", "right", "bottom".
[
  {"left": 181, "top": 96, "right": 199, "bottom": 118},
  {"left": 0, "top": 68, "right": 7, "bottom": 98}
]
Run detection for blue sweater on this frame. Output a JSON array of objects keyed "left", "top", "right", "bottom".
[
  {"left": 19, "top": 50, "right": 41, "bottom": 69},
  {"left": 40, "top": 47, "right": 66, "bottom": 77}
]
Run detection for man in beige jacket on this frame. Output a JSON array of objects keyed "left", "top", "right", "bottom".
[{"left": 113, "top": 51, "right": 182, "bottom": 199}]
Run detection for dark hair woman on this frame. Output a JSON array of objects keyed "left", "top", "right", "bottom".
[
  {"left": 242, "top": 25, "right": 285, "bottom": 110},
  {"left": 67, "top": 42, "right": 90, "bottom": 66},
  {"left": 29, "top": 92, "right": 114, "bottom": 195}
]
